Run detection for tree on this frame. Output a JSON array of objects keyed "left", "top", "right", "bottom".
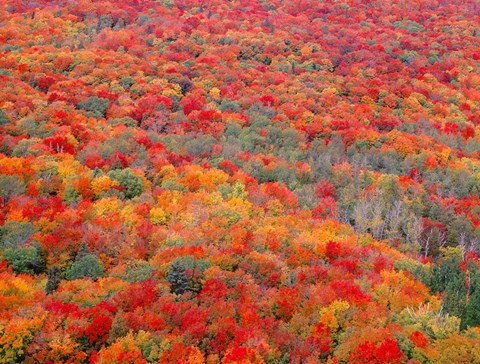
[
  {"left": 108, "top": 169, "right": 145, "bottom": 199},
  {"left": 108, "top": 310, "right": 129, "bottom": 344},
  {"left": 0, "top": 109, "right": 10, "bottom": 125},
  {"left": 4, "top": 245, "right": 46, "bottom": 275},
  {"left": 166, "top": 260, "right": 191, "bottom": 295},
  {"left": 0, "top": 175, "right": 25, "bottom": 207},
  {"left": 166, "top": 256, "right": 210, "bottom": 295},
  {"left": 45, "top": 266, "right": 61, "bottom": 294},
  {"left": 76, "top": 96, "right": 110, "bottom": 118},
  {"left": 66, "top": 253, "right": 104, "bottom": 281},
  {"left": 428, "top": 251, "right": 476, "bottom": 328}
]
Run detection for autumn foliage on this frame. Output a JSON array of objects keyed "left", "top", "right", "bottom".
[{"left": 1, "top": 0, "right": 480, "bottom": 362}]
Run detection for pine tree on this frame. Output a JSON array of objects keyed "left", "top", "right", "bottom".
[
  {"left": 46, "top": 266, "right": 61, "bottom": 294},
  {"left": 166, "top": 260, "right": 190, "bottom": 295}
]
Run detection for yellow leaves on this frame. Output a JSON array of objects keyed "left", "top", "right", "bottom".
[
  {"left": 437, "top": 147, "right": 451, "bottom": 164},
  {"left": 56, "top": 277, "right": 128, "bottom": 306},
  {"left": 321, "top": 87, "right": 339, "bottom": 96},
  {"left": 57, "top": 155, "right": 82, "bottom": 179},
  {"left": 403, "top": 92, "right": 428, "bottom": 113},
  {"left": 91, "top": 175, "right": 119, "bottom": 198},
  {"left": 266, "top": 199, "right": 285, "bottom": 216},
  {"left": 159, "top": 164, "right": 178, "bottom": 182},
  {"left": 301, "top": 111, "right": 315, "bottom": 124},
  {"left": 398, "top": 303, "right": 460, "bottom": 340},
  {"left": 184, "top": 345, "right": 205, "bottom": 364},
  {"left": 92, "top": 196, "right": 122, "bottom": 217},
  {"left": 178, "top": 165, "right": 229, "bottom": 192},
  {"left": 206, "top": 169, "right": 229, "bottom": 187},
  {"left": 431, "top": 329, "right": 480, "bottom": 364},
  {"left": 120, "top": 202, "right": 142, "bottom": 228},
  {"left": 209, "top": 87, "right": 221, "bottom": 97},
  {"left": 318, "top": 300, "right": 350, "bottom": 332},
  {"left": 0, "top": 315, "right": 44, "bottom": 364},
  {"left": 65, "top": 133, "right": 79, "bottom": 149},
  {"left": 320, "top": 310, "right": 339, "bottom": 331},
  {"left": 364, "top": 68, "right": 377, "bottom": 79},
  {"left": 372, "top": 270, "right": 429, "bottom": 312},
  {"left": 0, "top": 272, "right": 35, "bottom": 301},
  {"left": 229, "top": 182, "right": 248, "bottom": 200},
  {"left": 150, "top": 207, "right": 169, "bottom": 225},
  {"left": 47, "top": 333, "right": 80, "bottom": 359},
  {"left": 96, "top": 331, "right": 146, "bottom": 364},
  {"left": 227, "top": 197, "right": 253, "bottom": 217},
  {"left": 163, "top": 83, "right": 183, "bottom": 98}
]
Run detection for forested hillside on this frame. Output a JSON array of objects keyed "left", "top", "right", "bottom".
[{"left": 1, "top": 0, "right": 480, "bottom": 362}]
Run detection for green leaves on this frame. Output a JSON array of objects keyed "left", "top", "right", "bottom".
[
  {"left": 76, "top": 97, "right": 110, "bottom": 119},
  {"left": 108, "top": 168, "right": 144, "bottom": 199},
  {"left": 166, "top": 256, "right": 210, "bottom": 295},
  {"left": 66, "top": 254, "right": 104, "bottom": 281},
  {"left": 3, "top": 245, "right": 45, "bottom": 275}
]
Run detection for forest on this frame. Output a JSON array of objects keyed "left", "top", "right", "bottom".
[{"left": 0, "top": 0, "right": 480, "bottom": 362}]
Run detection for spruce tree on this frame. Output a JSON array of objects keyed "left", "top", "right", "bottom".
[
  {"left": 166, "top": 260, "right": 190, "bottom": 295},
  {"left": 46, "top": 266, "right": 61, "bottom": 294}
]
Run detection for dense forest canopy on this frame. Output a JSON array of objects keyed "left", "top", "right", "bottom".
[{"left": 0, "top": 0, "right": 480, "bottom": 362}]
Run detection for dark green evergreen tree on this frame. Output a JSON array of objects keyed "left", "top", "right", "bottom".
[
  {"left": 46, "top": 266, "right": 61, "bottom": 294},
  {"left": 166, "top": 260, "right": 190, "bottom": 295}
]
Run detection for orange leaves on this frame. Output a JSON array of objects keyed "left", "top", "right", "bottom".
[
  {"left": 385, "top": 130, "right": 420, "bottom": 157},
  {"left": 177, "top": 165, "right": 229, "bottom": 192},
  {"left": 1, "top": 0, "right": 480, "bottom": 362},
  {"left": 91, "top": 175, "right": 119, "bottom": 198},
  {"left": 53, "top": 55, "right": 75, "bottom": 71},
  {"left": 94, "top": 332, "right": 147, "bottom": 364},
  {"left": 0, "top": 272, "right": 38, "bottom": 312},
  {"left": 372, "top": 270, "right": 429, "bottom": 312},
  {"left": 260, "top": 182, "right": 298, "bottom": 209},
  {"left": 0, "top": 315, "right": 46, "bottom": 363},
  {"left": 0, "top": 156, "right": 35, "bottom": 179},
  {"left": 28, "top": 331, "right": 87, "bottom": 364}
]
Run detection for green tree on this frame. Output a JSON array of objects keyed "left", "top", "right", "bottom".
[
  {"left": 4, "top": 245, "right": 46, "bottom": 274},
  {"left": 119, "top": 77, "right": 135, "bottom": 90},
  {"left": 461, "top": 261, "right": 480, "bottom": 329},
  {"left": 429, "top": 253, "right": 467, "bottom": 320},
  {"left": 76, "top": 96, "right": 110, "bottom": 118},
  {"left": 166, "top": 260, "right": 191, "bottom": 295},
  {"left": 0, "top": 109, "right": 10, "bottom": 125},
  {"left": 0, "top": 175, "right": 25, "bottom": 207},
  {"left": 108, "top": 169, "right": 144, "bottom": 199},
  {"left": 0, "top": 221, "right": 36, "bottom": 247},
  {"left": 66, "top": 254, "right": 104, "bottom": 281},
  {"left": 166, "top": 256, "right": 210, "bottom": 295}
]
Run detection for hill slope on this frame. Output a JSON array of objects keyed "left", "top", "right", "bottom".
[{"left": 1, "top": 0, "right": 480, "bottom": 362}]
